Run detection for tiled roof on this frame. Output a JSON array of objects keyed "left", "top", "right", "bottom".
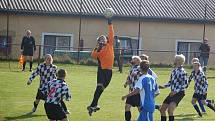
[{"left": 0, "top": 0, "right": 215, "bottom": 23}]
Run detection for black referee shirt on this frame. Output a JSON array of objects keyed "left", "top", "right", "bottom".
[{"left": 21, "top": 36, "right": 36, "bottom": 51}]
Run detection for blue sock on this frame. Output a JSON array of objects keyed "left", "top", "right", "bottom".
[
  {"left": 193, "top": 104, "right": 202, "bottom": 117},
  {"left": 155, "top": 104, "right": 160, "bottom": 110},
  {"left": 198, "top": 100, "right": 206, "bottom": 112}
]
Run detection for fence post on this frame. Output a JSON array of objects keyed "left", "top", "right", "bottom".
[
  {"left": 37, "top": 45, "right": 41, "bottom": 66},
  {"left": 121, "top": 48, "right": 124, "bottom": 67}
]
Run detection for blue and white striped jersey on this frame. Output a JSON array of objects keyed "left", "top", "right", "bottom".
[
  {"left": 128, "top": 65, "right": 158, "bottom": 91},
  {"left": 42, "top": 79, "right": 71, "bottom": 105},
  {"left": 135, "top": 74, "right": 159, "bottom": 112},
  {"left": 164, "top": 66, "right": 188, "bottom": 93},
  {"left": 28, "top": 63, "right": 57, "bottom": 90},
  {"left": 188, "top": 70, "right": 208, "bottom": 94},
  {"left": 128, "top": 65, "right": 141, "bottom": 90},
  {"left": 148, "top": 68, "right": 157, "bottom": 80}
]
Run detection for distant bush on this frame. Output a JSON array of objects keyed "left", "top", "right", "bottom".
[
  {"left": 53, "top": 54, "right": 75, "bottom": 64},
  {"left": 80, "top": 58, "right": 98, "bottom": 66}
]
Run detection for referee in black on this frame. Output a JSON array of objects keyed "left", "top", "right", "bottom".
[{"left": 21, "top": 30, "right": 36, "bottom": 71}]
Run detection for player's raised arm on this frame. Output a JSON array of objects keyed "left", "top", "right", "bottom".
[{"left": 107, "top": 19, "right": 114, "bottom": 45}]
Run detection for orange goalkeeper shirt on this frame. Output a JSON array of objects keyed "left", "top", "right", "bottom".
[{"left": 91, "top": 24, "right": 114, "bottom": 69}]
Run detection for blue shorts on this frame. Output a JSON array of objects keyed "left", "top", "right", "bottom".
[{"left": 137, "top": 110, "right": 153, "bottom": 121}]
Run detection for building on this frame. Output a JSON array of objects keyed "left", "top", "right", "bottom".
[{"left": 0, "top": 0, "right": 215, "bottom": 66}]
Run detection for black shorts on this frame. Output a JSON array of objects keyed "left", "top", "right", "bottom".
[
  {"left": 163, "top": 91, "right": 185, "bottom": 106},
  {"left": 23, "top": 49, "right": 34, "bottom": 56},
  {"left": 44, "top": 103, "right": 67, "bottom": 120},
  {"left": 193, "top": 93, "right": 207, "bottom": 100},
  {"left": 36, "top": 89, "right": 47, "bottom": 100},
  {"left": 126, "top": 94, "right": 140, "bottom": 107},
  {"left": 97, "top": 68, "right": 112, "bottom": 88}
]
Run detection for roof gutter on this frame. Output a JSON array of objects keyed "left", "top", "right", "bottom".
[{"left": 0, "top": 9, "right": 215, "bottom": 24}]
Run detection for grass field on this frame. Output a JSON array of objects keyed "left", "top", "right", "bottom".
[{"left": 0, "top": 61, "right": 215, "bottom": 121}]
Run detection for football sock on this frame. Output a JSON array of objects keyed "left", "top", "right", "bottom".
[
  {"left": 125, "top": 111, "right": 131, "bottom": 121},
  {"left": 206, "top": 102, "right": 215, "bottom": 112},
  {"left": 206, "top": 99, "right": 212, "bottom": 103},
  {"left": 90, "top": 86, "right": 103, "bottom": 107},
  {"left": 193, "top": 104, "right": 202, "bottom": 116},
  {"left": 198, "top": 100, "right": 206, "bottom": 112},
  {"left": 30, "top": 61, "right": 33, "bottom": 70},
  {"left": 23, "top": 61, "right": 26, "bottom": 70},
  {"left": 155, "top": 105, "right": 160, "bottom": 110},
  {"left": 34, "top": 101, "right": 38, "bottom": 108},
  {"left": 169, "top": 116, "right": 174, "bottom": 121},
  {"left": 161, "top": 116, "right": 167, "bottom": 121},
  {"left": 61, "top": 101, "right": 67, "bottom": 111}
]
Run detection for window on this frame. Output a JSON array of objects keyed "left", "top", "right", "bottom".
[
  {"left": 115, "top": 36, "right": 139, "bottom": 55},
  {"left": 176, "top": 40, "right": 201, "bottom": 64},
  {"left": 0, "top": 36, "right": 11, "bottom": 54},
  {"left": 42, "top": 33, "right": 73, "bottom": 55}
]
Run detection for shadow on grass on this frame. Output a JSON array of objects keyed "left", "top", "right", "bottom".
[
  {"left": 207, "top": 76, "right": 215, "bottom": 79},
  {"left": 175, "top": 113, "right": 196, "bottom": 121},
  {"left": 4, "top": 112, "right": 46, "bottom": 120},
  {"left": 10, "top": 70, "right": 22, "bottom": 72}
]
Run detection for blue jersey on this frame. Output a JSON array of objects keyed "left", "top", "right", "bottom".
[{"left": 135, "top": 74, "right": 159, "bottom": 113}]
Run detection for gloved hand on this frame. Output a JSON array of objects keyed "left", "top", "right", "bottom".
[
  {"left": 107, "top": 18, "right": 112, "bottom": 25},
  {"left": 97, "top": 43, "right": 103, "bottom": 52}
]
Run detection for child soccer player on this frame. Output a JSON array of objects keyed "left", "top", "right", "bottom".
[
  {"left": 122, "top": 60, "right": 160, "bottom": 121},
  {"left": 27, "top": 54, "right": 69, "bottom": 114},
  {"left": 191, "top": 58, "right": 214, "bottom": 114},
  {"left": 139, "top": 54, "right": 158, "bottom": 82},
  {"left": 123, "top": 56, "right": 142, "bottom": 121},
  {"left": 159, "top": 54, "right": 188, "bottom": 121},
  {"left": 188, "top": 61, "right": 215, "bottom": 117},
  {"left": 140, "top": 54, "right": 160, "bottom": 110},
  {"left": 42, "top": 69, "right": 71, "bottom": 121}
]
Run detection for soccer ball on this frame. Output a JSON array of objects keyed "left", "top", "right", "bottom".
[{"left": 103, "top": 8, "right": 115, "bottom": 18}]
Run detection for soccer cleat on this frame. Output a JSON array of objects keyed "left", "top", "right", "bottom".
[
  {"left": 155, "top": 105, "right": 161, "bottom": 111},
  {"left": 87, "top": 106, "right": 93, "bottom": 116},
  {"left": 92, "top": 106, "right": 100, "bottom": 112},
  {"left": 65, "top": 110, "right": 70, "bottom": 114},
  {"left": 32, "top": 107, "right": 37, "bottom": 113},
  {"left": 29, "top": 69, "right": 32, "bottom": 72},
  {"left": 198, "top": 113, "right": 203, "bottom": 117},
  {"left": 87, "top": 106, "right": 101, "bottom": 116}
]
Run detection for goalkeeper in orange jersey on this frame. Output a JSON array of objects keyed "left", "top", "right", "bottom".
[{"left": 87, "top": 18, "right": 114, "bottom": 116}]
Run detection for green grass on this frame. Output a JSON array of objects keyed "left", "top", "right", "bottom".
[{"left": 0, "top": 61, "right": 215, "bottom": 121}]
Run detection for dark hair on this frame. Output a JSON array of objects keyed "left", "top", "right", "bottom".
[
  {"left": 140, "top": 60, "right": 149, "bottom": 73},
  {"left": 57, "top": 69, "right": 67, "bottom": 78}
]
